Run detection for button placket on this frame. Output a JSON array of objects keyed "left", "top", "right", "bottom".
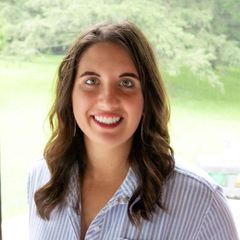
[
  {"left": 85, "top": 223, "right": 102, "bottom": 240},
  {"left": 84, "top": 209, "right": 106, "bottom": 240},
  {"left": 93, "top": 225, "right": 100, "bottom": 232},
  {"left": 116, "top": 196, "right": 130, "bottom": 204}
]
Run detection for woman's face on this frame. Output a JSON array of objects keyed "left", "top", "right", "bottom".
[{"left": 72, "top": 41, "right": 144, "bottom": 149}]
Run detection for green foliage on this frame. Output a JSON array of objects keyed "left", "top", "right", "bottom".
[
  {"left": 1, "top": 0, "right": 240, "bottom": 86},
  {"left": 212, "top": 0, "right": 240, "bottom": 43},
  {"left": 0, "top": 11, "right": 6, "bottom": 50}
]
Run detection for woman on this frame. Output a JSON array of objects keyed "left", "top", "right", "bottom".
[{"left": 28, "top": 22, "right": 239, "bottom": 240}]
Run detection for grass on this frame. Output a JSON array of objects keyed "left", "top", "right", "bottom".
[
  {"left": 163, "top": 68, "right": 240, "bottom": 166},
  {"left": 0, "top": 56, "right": 240, "bottom": 219},
  {"left": 0, "top": 56, "right": 61, "bottom": 218},
  {"left": 164, "top": 67, "right": 240, "bottom": 114}
]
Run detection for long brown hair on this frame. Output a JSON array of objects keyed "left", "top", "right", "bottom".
[{"left": 34, "top": 21, "right": 175, "bottom": 225}]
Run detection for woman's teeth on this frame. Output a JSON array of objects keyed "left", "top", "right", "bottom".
[{"left": 94, "top": 116, "right": 121, "bottom": 124}]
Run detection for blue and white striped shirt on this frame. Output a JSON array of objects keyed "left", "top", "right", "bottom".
[{"left": 28, "top": 159, "right": 239, "bottom": 239}]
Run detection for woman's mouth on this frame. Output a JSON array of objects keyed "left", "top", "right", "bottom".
[{"left": 92, "top": 115, "right": 123, "bottom": 128}]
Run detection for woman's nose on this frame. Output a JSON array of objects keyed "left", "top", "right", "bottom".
[{"left": 98, "top": 85, "right": 120, "bottom": 108}]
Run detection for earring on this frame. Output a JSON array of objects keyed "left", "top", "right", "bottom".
[
  {"left": 140, "top": 115, "right": 144, "bottom": 142},
  {"left": 73, "top": 120, "right": 76, "bottom": 136}
]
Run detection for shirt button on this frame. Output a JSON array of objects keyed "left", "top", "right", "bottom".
[
  {"left": 117, "top": 196, "right": 129, "bottom": 204},
  {"left": 93, "top": 226, "right": 100, "bottom": 232},
  {"left": 122, "top": 197, "right": 129, "bottom": 203}
]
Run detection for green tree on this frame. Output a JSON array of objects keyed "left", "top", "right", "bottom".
[
  {"left": 1, "top": 0, "right": 239, "bottom": 86},
  {"left": 0, "top": 3, "right": 8, "bottom": 51},
  {"left": 212, "top": 0, "right": 240, "bottom": 43}
]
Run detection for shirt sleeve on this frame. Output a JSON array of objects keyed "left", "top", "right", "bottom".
[{"left": 197, "top": 186, "right": 239, "bottom": 240}]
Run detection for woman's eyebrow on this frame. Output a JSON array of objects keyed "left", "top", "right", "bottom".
[
  {"left": 119, "top": 72, "right": 139, "bottom": 79},
  {"left": 80, "top": 71, "right": 100, "bottom": 77},
  {"left": 79, "top": 71, "right": 139, "bottom": 79}
]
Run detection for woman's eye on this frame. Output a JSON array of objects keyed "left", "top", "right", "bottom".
[
  {"left": 120, "top": 79, "right": 134, "bottom": 88},
  {"left": 84, "top": 78, "right": 98, "bottom": 85}
]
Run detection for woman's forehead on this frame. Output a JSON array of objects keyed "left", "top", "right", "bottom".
[{"left": 77, "top": 42, "right": 138, "bottom": 74}]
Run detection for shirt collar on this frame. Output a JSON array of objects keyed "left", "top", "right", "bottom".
[
  {"left": 66, "top": 165, "right": 139, "bottom": 210},
  {"left": 117, "top": 167, "right": 138, "bottom": 198}
]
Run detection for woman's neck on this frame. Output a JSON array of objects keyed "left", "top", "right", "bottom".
[{"left": 83, "top": 137, "right": 132, "bottom": 182}]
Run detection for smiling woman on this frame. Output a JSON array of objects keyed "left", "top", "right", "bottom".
[
  {"left": 72, "top": 42, "right": 143, "bottom": 149},
  {"left": 27, "top": 21, "right": 239, "bottom": 240}
]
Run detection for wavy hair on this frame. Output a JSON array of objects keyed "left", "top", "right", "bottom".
[{"left": 34, "top": 21, "right": 175, "bottom": 225}]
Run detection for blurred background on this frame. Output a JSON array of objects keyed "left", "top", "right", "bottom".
[{"left": 0, "top": 0, "right": 239, "bottom": 239}]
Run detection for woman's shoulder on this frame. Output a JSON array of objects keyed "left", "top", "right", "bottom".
[
  {"left": 172, "top": 163, "right": 221, "bottom": 192},
  {"left": 163, "top": 163, "right": 224, "bottom": 207},
  {"left": 29, "top": 158, "right": 50, "bottom": 176},
  {"left": 167, "top": 164, "right": 239, "bottom": 239},
  {"left": 28, "top": 158, "right": 51, "bottom": 193}
]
